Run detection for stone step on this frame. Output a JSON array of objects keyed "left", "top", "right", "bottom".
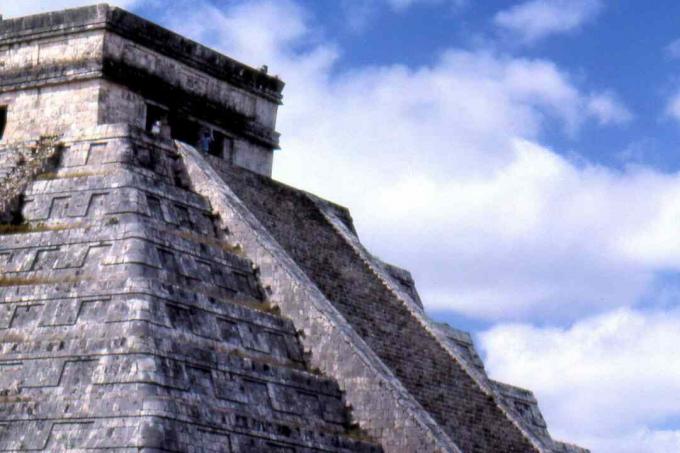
[
  {"left": 0, "top": 354, "right": 349, "bottom": 431},
  {"left": 0, "top": 416, "right": 380, "bottom": 452}
]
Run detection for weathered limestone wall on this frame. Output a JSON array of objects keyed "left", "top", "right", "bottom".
[
  {"left": 231, "top": 139, "right": 274, "bottom": 176},
  {"left": 0, "top": 29, "right": 104, "bottom": 72},
  {"left": 98, "top": 81, "right": 147, "bottom": 129},
  {"left": 0, "top": 29, "right": 104, "bottom": 141},
  {"left": 0, "top": 81, "right": 102, "bottom": 142}
]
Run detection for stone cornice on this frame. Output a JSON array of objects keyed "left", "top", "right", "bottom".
[{"left": 0, "top": 4, "right": 284, "bottom": 103}]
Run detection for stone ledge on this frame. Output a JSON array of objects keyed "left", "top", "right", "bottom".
[{"left": 0, "top": 4, "right": 284, "bottom": 102}]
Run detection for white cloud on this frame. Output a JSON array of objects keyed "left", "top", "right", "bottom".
[
  {"left": 587, "top": 91, "right": 633, "bottom": 125},
  {"left": 386, "top": 0, "right": 465, "bottom": 12},
  {"left": 0, "top": 0, "right": 142, "bottom": 18},
  {"left": 160, "top": 0, "right": 315, "bottom": 71},
  {"left": 494, "top": 0, "right": 603, "bottom": 43},
  {"left": 480, "top": 308, "right": 680, "bottom": 452},
  {"left": 338, "top": 0, "right": 466, "bottom": 33},
  {"left": 665, "top": 38, "right": 680, "bottom": 60},
  {"left": 666, "top": 90, "right": 680, "bottom": 123},
  {"left": 159, "top": 0, "right": 675, "bottom": 324}
]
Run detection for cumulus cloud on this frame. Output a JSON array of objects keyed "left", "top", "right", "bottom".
[
  {"left": 339, "top": 0, "right": 466, "bottom": 33},
  {"left": 480, "top": 308, "right": 680, "bottom": 452},
  {"left": 163, "top": 0, "right": 312, "bottom": 66},
  {"left": 666, "top": 90, "right": 680, "bottom": 123},
  {"left": 665, "top": 38, "right": 680, "bottom": 60},
  {"left": 386, "top": 0, "right": 465, "bottom": 12},
  {"left": 157, "top": 0, "right": 676, "bottom": 324},
  {"left": 586, "top": 91, "right": 633, "bottom": 125},
  {"left": 0, "top": 0, "right": 142, "bottom": 17},
  {"left": 494, "top": 0, "right": 603, "bottom": 43}
]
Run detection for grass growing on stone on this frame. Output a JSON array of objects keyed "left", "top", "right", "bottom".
[
  {"left": 0, "top": 223, "right": 33, "bottom": 234},
  {"left": 0, "top": 222, "right": 75, "bottom": 235},
  {"left": 261, "top": 302, "right": 281, "bottom": 316},
  {"left": 345, "top": 424, "right": 379, "bottom": 444},
  {"left": 0, "top": 276, "right": 83, "bottom": 287},
  {"left": 226, "top": 347, "right": 306, "bottom": 371},
  {"left": 220, "top": 296, "right": 281, "bottom": 316},
  {"left": 34, "top": 171, "right": 58, "bottom": 180},
  {"left": 35, "top": 170, "right": 100, "bottom": 180},
  {"left": 174, "top": 229, "right": 244, "bottom": 256}
]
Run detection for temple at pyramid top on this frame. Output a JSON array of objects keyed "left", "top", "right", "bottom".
[{"left": 0, "top": 3, "right": 282, "bottom": 176}]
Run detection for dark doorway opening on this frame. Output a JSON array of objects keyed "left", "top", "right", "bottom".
[
  {"left": 145, "top": 104, "right": 168, "bottom": 134},
  {"left": 0, "top": 106, "right": 7, "bottom": 140},
  {"left": 209, "top": 131, "right": 226, "bottom": 158},
  {"left": 169, "top": 113, "right": 200, "bottom": 147}
]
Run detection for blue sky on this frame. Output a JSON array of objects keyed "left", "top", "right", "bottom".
[
  {"left": 289, "top": 0, "right": 680, "bottom": 173},
  {"left": 306, "top": 0, "right": 680, "bottom": 173},
  {"left": 4, "top": 1, "right": 680, "bottom": 451}
]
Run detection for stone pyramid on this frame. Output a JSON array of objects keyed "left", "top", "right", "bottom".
[{"left": 0, "top": 5, "right": 587, "bottom": 452}]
